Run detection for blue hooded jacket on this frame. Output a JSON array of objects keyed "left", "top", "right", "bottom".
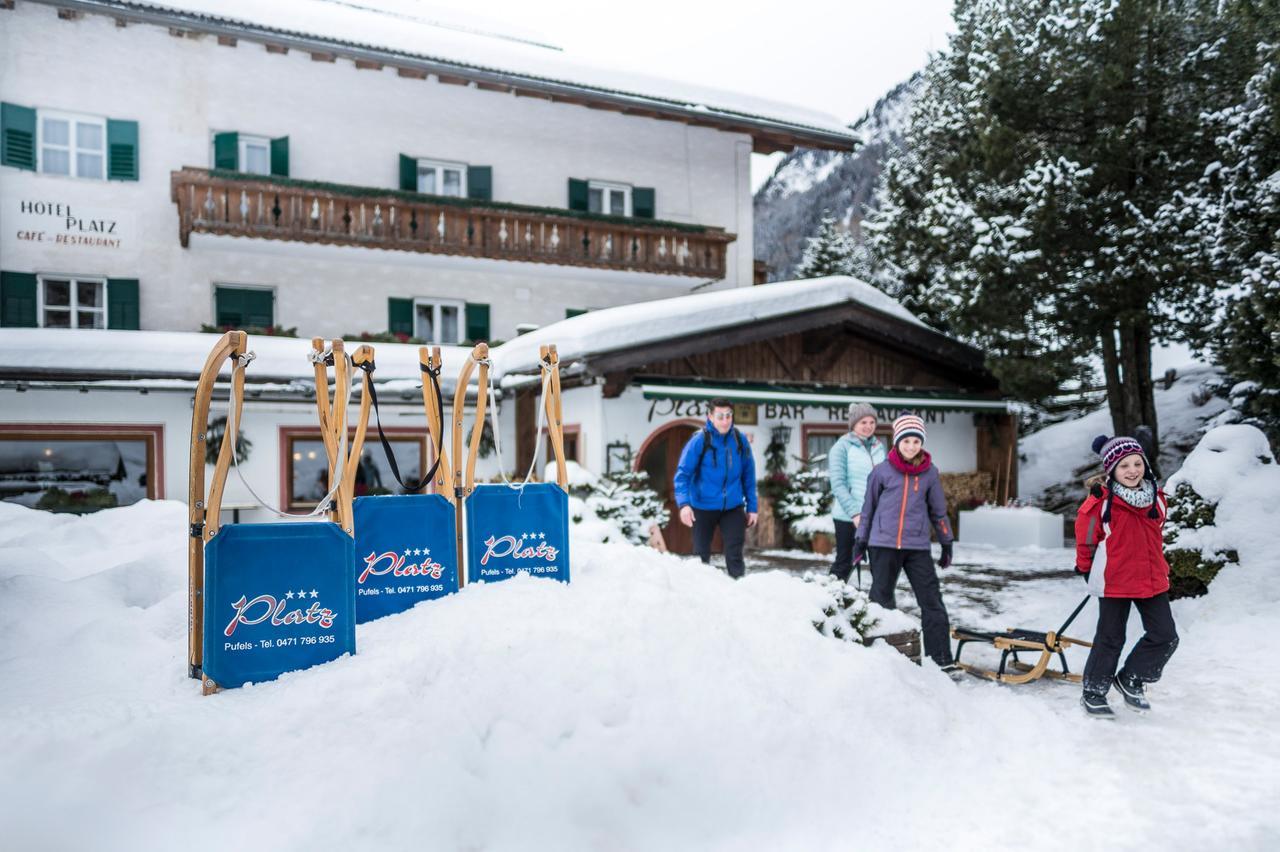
[{"left": 673, "top": 421, "right": 758, "bottom": 513}]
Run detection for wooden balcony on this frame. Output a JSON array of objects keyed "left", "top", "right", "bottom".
[{"left": 171, "top": 168, "right": 735, "bottom": 278}]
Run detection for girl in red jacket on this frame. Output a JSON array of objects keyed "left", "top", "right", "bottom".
[{"left": 1075, "top": 435, "right": 1179, "bottom": 718}]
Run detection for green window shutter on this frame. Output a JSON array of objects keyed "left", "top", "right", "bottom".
[
  {"left": 465, "top": 302, "right": 490, "bottom": 342},
  {"left": 270, "top": 135, "right": 289, "bottom": 177},
  {"left": 106, "top": 278, "right": 140, "bottom": 329},
  {"left": 566, "top": 308, "right": 588, "bottom": 319},
  {"left": 467, "top": 165, "right": 492, "bottom": 202},
  {"left": 106, "top": 119, "right": 139, "bottom": 181},
  {"left": 1, "top": 271, "right": 38, "bottom": 327},
  {"left": 633, "top": 187, "right": 655, "bottom": 219},
  {"left": 213, "top": 132, "right": 238, "bottom": 171},
  {"left": 215, "top": 286, "right": 273, "bottom": 328},
  {"left": 567, "top": 178, "right": 589, "bottom": 212},
  {"left": 388, "top": 297, "right": 413, "bottom": 336},
  {"left": 399, "top": 154, "right": 417, "bottom": 192},
  {"left": 1, "top": 102, "right": 37, "bottom": 171}
]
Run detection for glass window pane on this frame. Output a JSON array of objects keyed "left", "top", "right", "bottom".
[
  {"left": 44, "top": 280, "right": 71, "bottom": 306},
  {"left": 42, "top": 117, "right": 69, "bottom": 146},
  {"left": 0, "top": 437, "right": 149, "bottom": 512},
  {"left": 76, "top": 122, "right": 103, "bottom": 151},
  {"left": 414, "top": 303, "right": 435, "bottom": 341},
  {"left": 588, "top": 188, "right": 603, "bottom": 214},
  {"left": 243, "top": 143, "right": 269, "bottom": 175},
  {"left": 77, "top": 152, "right": 103, "bottom": 179},
  {"left": 440, "top": 305, "right": 459, "bottom": 343},
  {"left": 418, "top": 167, "right": 436, "bottom": 194},
  {"left": 609, "top": 189, "right": 625, "bottom": 216},
  {"left": 77, "top": 281, "right": 102, "bottom": 307},
  {"left": 77, "top": 310, "right": 104, "bottom": 329},
  {"left": 807, "top": 433, "right": 840, "bottom": 465},
  {"left": 42, "top": 148, "right": 70, "bottom": 175},
  {"left": 442, "top": 169, "right": 461, "bottom": 197},
  {"left": 354, "top": 441, "right": 420, "bottom": 497},
  {"left": 290, "top": 440, "right": 332, "bottom": 504},
  {"left": 44, "top": 309, "right": 72, "bottom": 328}
]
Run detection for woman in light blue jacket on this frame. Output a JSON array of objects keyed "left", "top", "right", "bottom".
[{"left": 827, "top": 402, "right": 885, "bottom": 584}]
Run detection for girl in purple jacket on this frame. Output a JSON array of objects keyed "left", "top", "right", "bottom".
[{"left": 852, "top": 414, "right": 956, "bottom": 668}]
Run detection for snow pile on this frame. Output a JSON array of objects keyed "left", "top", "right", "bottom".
[
  {"left": 2, "top": 500, "right": 1280, "bottom": 849},
  {"left": 1019, "top": 363, "right": 1230, "bottom": 508},
  {"left": 958, "top": 504, "right": 1063, "bottom": 548}
]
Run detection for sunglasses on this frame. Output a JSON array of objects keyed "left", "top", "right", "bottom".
[{"left": 711, "top": 412, "right": 734, "bottom": 421}]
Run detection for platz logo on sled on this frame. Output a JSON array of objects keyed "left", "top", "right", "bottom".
[
  {"left": 480, "top": 531, "right": 559, "bottom": 566},
  {"left": 359, "top": 548, "right": 447, "bottom": 584},
  {"left": 224, "top": 589, "right": 338, "bottom": 637}
]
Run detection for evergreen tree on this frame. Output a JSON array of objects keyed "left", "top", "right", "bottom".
[
  {"left": 794, "top": 214, "right": 858, "bottom": 278},
  {"left": 871, "top": 0, "right": 1255, "bottom": 443}
]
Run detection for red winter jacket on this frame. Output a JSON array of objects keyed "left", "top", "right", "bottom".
[{"left": 1074, "top": 485, "right": 1170, "bottom": 599}]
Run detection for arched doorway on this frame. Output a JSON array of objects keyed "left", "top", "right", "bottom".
[{"left": 636, "top": 420, "right": 716, "bottom": 555}]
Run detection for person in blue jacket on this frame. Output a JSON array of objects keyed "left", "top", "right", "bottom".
[
  {"left": 827, "top": 402, "right": 886, "bottom": 585},
  {"left": 673, "top": 398, "right": 758, "bottom": 579}
]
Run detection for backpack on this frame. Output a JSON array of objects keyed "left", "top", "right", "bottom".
[{"left": 697, "top": 425, "right": 747, "bottom": 470}]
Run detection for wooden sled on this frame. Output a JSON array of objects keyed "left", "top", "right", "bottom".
[{"left": 951, "top": 596, "right": 1093, "bottom": 685}]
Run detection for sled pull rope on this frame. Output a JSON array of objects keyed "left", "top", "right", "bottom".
[
  {"left": 354, "top": 357, "right": 445, "bottom": 493},
  {"left": 1055, "top": 595, "right": 1092, "bottom": 640},
  {"left": 223, "top": 351, "right": 348, "bottom": 522}
]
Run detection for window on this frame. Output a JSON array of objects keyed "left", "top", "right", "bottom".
[
  {"left": 802, "top": 423, "right": 891, "bottom": 464},
  {"left": 416, "top": 159, "right": 467, "bottom": 197},
  {"left": 283, "top": 428, "right": 427, "bottom": 508},
  {"left": 39, "top": 275, "right": 105, "bottom": 329},
  {"left": 588, "top": 180, "right": 630, "bottom": 216},
  {"left": 38, "top": 110, "right": 105, "bottom": 179},
  {"left": 414, "top": 298, "right": 464, "bottom": 344},
  {"left": 210, "top": 132, "right": 288, "bottom": 176},
  {"left": 240, "top": 134, "right": 270, "bottom": 175},
  {"left": 0, "top": 425, "right": 163, "bottom": 512},
  {"left": 214, "top": 285, "right": 274, "bottom": 329}
]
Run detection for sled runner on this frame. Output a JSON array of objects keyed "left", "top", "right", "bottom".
[
  {"left": 455, "top": 343, "right": 571, "bottom": 586},
  {"left": 188, "top": 333, "right": 356, "bottom": 694},
  {"left": 951, "top": 596, "right": 1093, "bottom": 685},
  {"left": 346, "top": 345, "right": 459, "bottom": 622}
]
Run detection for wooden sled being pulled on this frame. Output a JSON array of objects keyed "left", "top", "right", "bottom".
[{"left": 951, "top": 596, "right": 1093, "bottom": 685}]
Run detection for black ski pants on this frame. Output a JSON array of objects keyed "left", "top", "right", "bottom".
[
  {"left": 869, "top": 546, "right": 953, "bottom": 665},
  {"left": 831, "top": 519, "right": 868, "bottom": 586},
  {"left": 692, "top": 506, "right": 747, "bottom": 579},
  {"left": 1082, "top": 593, "right": 1179, "bottom": 696}
]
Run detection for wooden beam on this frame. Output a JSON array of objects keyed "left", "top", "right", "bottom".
[
  {"left": 683, "top": 356, "right": 702, "bottom": 377},
  {"left": 513, "top": 88, "right": 554, "bottom": 100},
  {"left": 115, "top": 16, "right": 127, "bottom": 27},
  {"left": 1, "top": 1, "right": 16, "bottom": 11},
  {"left": 436, "top": 74, "right": 470, "bottom": 86},
  {"left": 475, "top": 81, "right": 511, "bottom": 93},
  {"left": 396, "top": 66, "right": 427, "bottom": 79},
  {"left": 265, "top": 43, "right": 289, "bottom": 54},
  {"left": 310, "top": 51, "right": 337, "bottom": 63},
  {"left": 217, "top": 34, "right": 237, "bottom": 46},
  {"left": 58, "top": 8, "right": 84, "bottom": 20},
  {"left": 354, "top": 58, "right": 384, "bottom": 70},
  {"left": 764, "top": 338, "right": 799, "bottom": 381}
]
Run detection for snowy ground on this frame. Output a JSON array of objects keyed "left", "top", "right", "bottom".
[{"left": 1, "top": 501, "right": 1278, "bottom": 851}]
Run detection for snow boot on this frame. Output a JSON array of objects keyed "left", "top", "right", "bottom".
[
  {"left": 1080, "top": 692, "right": 1115, "bottom": 719},
  {"left": 1114, "top": 671, "right": 1151, "bottom": 712}
]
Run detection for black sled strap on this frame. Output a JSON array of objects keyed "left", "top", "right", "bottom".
[{"left": 358, "top": 360, "right": 445, "bottom": 493}]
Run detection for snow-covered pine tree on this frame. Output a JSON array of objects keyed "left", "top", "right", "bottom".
[
  {"left": 870, "top": 0, "right": 1251, "bottom": 432},
  {"left": 776, "top": 465, "right": 833, "bottom": 540},
  {"left": 586, "top": 468, "right": 668, "bottom": 546},
  {"left": 793, "top": 214, "right": 858, "bottom": 279}
]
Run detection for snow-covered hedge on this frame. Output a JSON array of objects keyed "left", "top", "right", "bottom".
[
  {"left": 1163, "top": 425, "right": 1276, "bottom": 598},
  {"left": 549, "top": 461, "right": 666, "bottom": 546}
]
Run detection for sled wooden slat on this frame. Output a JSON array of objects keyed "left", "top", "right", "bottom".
[{"left": 421, "top": 346, "right": 452, "bottom": 503}]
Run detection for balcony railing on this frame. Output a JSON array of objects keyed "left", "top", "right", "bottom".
[{"left": 171, "top": 168, "right": 735, "bottom": 278}]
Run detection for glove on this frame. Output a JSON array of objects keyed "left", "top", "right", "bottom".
[
  {"left": 1079, "top": 571, "right": 1091, "bottom": 583},
  {"left": 851, "top": 541, "right": 867, "bottom": 565},
  {"left": 938, "top": 543, "right": 953, "bottom": 569}
]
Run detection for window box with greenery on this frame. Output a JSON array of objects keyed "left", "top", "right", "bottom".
[
  {"left": 388, "top": 298, "right": 489, "bottom": 344},
  {"left": 2, "top": 103, "right": 137, "bottom": 180}
]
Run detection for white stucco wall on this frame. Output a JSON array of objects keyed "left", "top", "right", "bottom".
[{"left": 0, "top": 3, "right": 753, "bottom": 338}]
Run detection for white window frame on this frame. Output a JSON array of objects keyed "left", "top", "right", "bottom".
[
  {"left": 587, "top": 180, "right": 632, "bottom": 217},
  {"left": 238, "top": 134, "right": 271, "bottom": 176},
  {"left": 416, "top": 158, "right": 468, "bottom": 198},
  {"left": 412, "top": 297, "right": 465, "bottom": 345},
  {"left": 36, "top": 274, "right": 108, "bottom": 329},
  {"left": 36, "top": 109, "right": 106, "bottom": 180}
]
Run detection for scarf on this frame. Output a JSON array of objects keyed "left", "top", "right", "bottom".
[
  {"left": 1111, "top": 478, "right": 1155, "bottom": 509},
  {"left": 888, "top": 447, "right": 932, "bottom": 475}
]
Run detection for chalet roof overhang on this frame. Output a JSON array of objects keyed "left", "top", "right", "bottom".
[
  {"left": 569, "top": 302, "right": 999, "bottom": 392},
  {"left": 40, "top": 0, "right": 858, "bottom": 154},
  {"left": 636, "top": 378, "right": 1016, "bottom": 413}
]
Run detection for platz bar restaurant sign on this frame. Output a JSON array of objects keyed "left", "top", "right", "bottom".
[{"left": 4, "top": 196, "right": 135, "bottom": 253}]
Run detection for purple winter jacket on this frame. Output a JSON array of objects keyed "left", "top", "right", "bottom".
[{"left": 855, "top": 454, "right": 954, "bottom": 551}]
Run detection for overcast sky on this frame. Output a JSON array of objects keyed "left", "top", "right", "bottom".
[{"left": 418, "top": 0, "right": 958, "bottom": 191}]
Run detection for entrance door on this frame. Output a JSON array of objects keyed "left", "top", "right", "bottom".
[{"left": 639, "top": 422, "right": 724, "bottom": 555}]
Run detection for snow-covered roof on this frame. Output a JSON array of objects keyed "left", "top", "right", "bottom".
[
  {"left": 68, "top": 0, "right": 854, "bottom": 150},
  {"left": 0, "top": 328, "right": 473, "bottom": 387},
  {"left": 490, "top": 276, "right": 933, "bottom": 376}
]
